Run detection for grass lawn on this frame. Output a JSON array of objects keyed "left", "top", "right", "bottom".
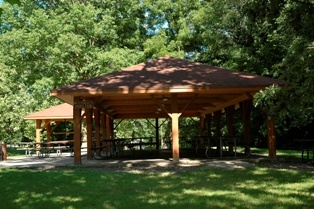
[
  {"left": 1, "top": 165, "right": 313, "bottom": 209},
  {"left": 250, "top": 147, "right": 302, "bottom": 159}
]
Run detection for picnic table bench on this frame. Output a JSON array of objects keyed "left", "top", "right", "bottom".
[
  {"left": 124, "top": 137, "right": 156, "bottom": 153},
  {"left": 16, "top": 142, "right": 37, "bottom": 157},
  {"left": 90, "top": 137, "right": 157, "bottom": 159},
  {"left": 48, "top": 141, "right": 74, "bottom": 157},
  {"left": 195, "top": 136, "right": 238, "bottom": 158},
  {"left": 90, "top": 145, "right": 110, "bottom": 159}
]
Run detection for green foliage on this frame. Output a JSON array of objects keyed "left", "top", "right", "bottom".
[
  {"left": 191, "top": 0, "right": 314, "bottom": 134},
  {"left": 142, "top": 0, "right": 201, "bottom": 58},
  {"left": 0, "top": 0, "right": 313, "bottom": 142},
  {"left": 0, "top": 0, "right": 145, "bottom": 141},
  {"left": 0, "top": 62, "right": 34, "bottom": 141},
  {"left": 244, "top": 1, "right": 314, "bottom": 129},
  {"left": 0, "top": 0, "right": 21, "bottom": 16}
]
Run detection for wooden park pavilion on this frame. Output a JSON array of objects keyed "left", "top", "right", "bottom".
[{"left": 50, "top": 56, "right": 287, "bottom": 164}]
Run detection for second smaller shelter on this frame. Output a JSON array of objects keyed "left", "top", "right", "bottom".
[{"left": 24, "top": 103, "right": 74, "bottom": 143}]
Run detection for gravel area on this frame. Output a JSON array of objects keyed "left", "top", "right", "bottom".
[{"left": 1, "top": 152, "right": 313, "bottom": 173}]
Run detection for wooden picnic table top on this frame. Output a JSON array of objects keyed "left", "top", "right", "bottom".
[
  {"left": 46, "top": 140, "right": 74, "bottom": 144},
  {"left": 17, "top": 140, "right": 74, "bottom": 146}
]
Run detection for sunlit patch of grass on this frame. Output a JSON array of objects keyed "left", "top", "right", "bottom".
[
  {"left": 52, "top": 196, "right": 83, "bottom": 203},
  {"left": 250, "top": 147, "right": 303, "bottom": 159},
  {"left": 74, "top": 177, "right": 86, "bottom": 184}
]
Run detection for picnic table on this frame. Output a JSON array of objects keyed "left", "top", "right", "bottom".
[
  {"left": 90, "top": 137, "right": 156, "bottom": 159},
  {"left": 16, "top": 140, "right": 74, "bottom": 158},
  {"left": 90, "top": 139, "right": 127, "bottom": 159}
]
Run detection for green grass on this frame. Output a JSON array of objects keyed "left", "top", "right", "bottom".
[
  {"left": 250, "top": 147, "right": 304, "bottom": 160},
  {"left": 0, "top": 166, "right": 313, "bottom": 209}
]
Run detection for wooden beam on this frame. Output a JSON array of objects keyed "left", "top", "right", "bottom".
[
  {"left": 180, "top": 94, "right": 198, "bottom": 113},
  {"left": 51, "top": 86, "right": 265, "bottom": 98},
  {"left": 206, "top": 114, "right": 212, "bottom": 142},
  {"left": 73, "top": 97, "right": 82, "bottom": 165},
  {"left": 155, "top": 118, "right": 160, "bottom": 150},
  {"left": 169, "top": 113, "right": 181, "bottom": 162},
  {"left": 201, "top": 94, "right": 251, "bottom": 116},
  {"left": 94, "top": 109, "right": 101, "bottom": 148},
  {"left": 102, "top": 95, "right": 216, "bottom": 107},
  {"left": 114, "top": 111, "right": 202, "bottom": 119},
  {"left": 51, "top": 121, "right": 62, "bottom": 133},
  {"left": 214, "top": 110, "right": 222, "bottom": 156},
  {"left": 105, "top": 116, "right": 113, "bottom": 139},
  {"left": 35, "top": 120, "right": 42, "bottom": 143},
  {"left": 41, "top": 120, "right": 51, "bottom": 130},
  {"left": 94, "top": 103, "right": 115, "bottom": 118},
  {"left": 46, "top": 120, "right": 51, "bottom": 142},
  {"left": 150, "top": 95, "right": 170, "bottom": 115},
  {"left": 86, "top": 108, "right": 93, "bottom": 160},
  {"left": 226, "top": 106, "right": 235, "bottom": 155},
  {"left": 200, "top": 115, "right": 205, "bottom": 144},
  {"left": 241, "top": 100, "right": 252, "bottom": 155},
  {"left": 100, "top": 113, "right": 106, "bottom": 139}
]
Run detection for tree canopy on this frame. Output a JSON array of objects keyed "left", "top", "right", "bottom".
[{"left": 0, "top": 0, "right": 313, "bottom": 143}]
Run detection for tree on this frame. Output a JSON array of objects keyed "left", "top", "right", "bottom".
[
  {"left": 142, "top": 0, "right": 202, "bottom": 58},
  {"left": 0, "top": 0, "right": 145, "bottom": 140},
  {"left": 238, "top": 0, "right": 314, "bottom": 134},
  {"left": 1, "top": 0, "right": 313, "bottom": 143},
  {"left": 0, "top": 0, "right": 20, "bottom": 17},
  {"left": 194, "top": 0, "right": 314, "bottom": 140}
]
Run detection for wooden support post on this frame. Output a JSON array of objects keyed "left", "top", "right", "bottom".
[
  {"left": 205, "top": 114, "right": 212, "bottom": 157},
  {"left": 170, "top": 113, "right": 181, "bottom": 162},
  {"left": 73, "top": 98, "right": 82, "bottom": 165},
  {"left": 267, "top": 114, "right": 277, "bottom": 159},
  {"left": 36, "top": 119, "right": 42, "bottom": 143},
  {"left": 169, "top": 94, "right": 182, "bottom": 162},
  {"left": 200, "top": 115, "right": 205, "bottom": 144},
  {"left": 214, "top": 110, "right": 222, "bottom": 156},
  {"left": 35, "top": 119, "right": 42, "bottom": 156},
  {"left": 86, "top": 108, "right": 93, "bottom": 160},
  {"left": 94, "top": 109, "right": 101, "bottom": 148},
  {"left": 105, "top": 115, "right": 110, "bottom": 139},
  {"left": 206, "top": 114, "right": 212, "bottom": 139},
  {"left": 241, "top": 100, "right": 252, "bottom": 155},
  {"left": 46, "top": 120, "right": 51, "bottom": 142},
  {"left": 155, "top": 118, "right": 160, "bottom": 150},
  {"left": 109, "top": 118, "right": 114, "bottom": 139},
  {"left": 105, "top": 116, "right": 114, "bottom": 139},
  {"left": 103, "top": 115, "right": 112, "bottom": 152},
  {"left": 100, "top": 113, "right": 106, "bottom": 140},
  {"left": 226, "top": 106, "right": 235, "bottom": 155}
]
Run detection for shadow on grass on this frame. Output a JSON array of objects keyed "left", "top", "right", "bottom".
[{"left": 0, "top": 165, "right": 313, "bottom": 209}]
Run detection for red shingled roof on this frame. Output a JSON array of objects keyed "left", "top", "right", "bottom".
[
  {"left": 52, "top": 56, "right": 287, "bottom": 95},
  {"left": 51, "top": 56, "right": 287, "bottom": 119},
  {"left": 24, "top": 103, "right": 73, "bottom": 120}
]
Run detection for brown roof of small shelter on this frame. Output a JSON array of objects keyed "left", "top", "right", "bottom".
[
  {"left": 51, "top": 56, "right": 287, "bottom": 119},
  {"left": 24, "top": 103, "right": 73, "bottom": 120}
]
